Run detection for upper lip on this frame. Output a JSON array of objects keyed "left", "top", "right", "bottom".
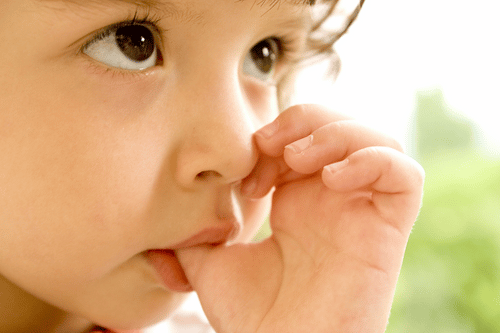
[
  {"left": 168, "top": 225, "right": 238, "bottom": 249},
  {"left": 154, "top": 186, "right": 243, "bottom": 251}
]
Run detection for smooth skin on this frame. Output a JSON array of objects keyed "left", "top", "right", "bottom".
[
  {"left": 178, "top": 105, "right": 424, "bottom": 333},
  {"left": 0, "top": 0, "right": 424, "bottom": 332}
]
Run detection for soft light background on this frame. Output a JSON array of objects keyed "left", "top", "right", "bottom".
[
  {"left": 295, "top": 0, "right": 500, "bottom": 154},
  {"left": 295, "top": 0, "right": 500, "bottom": 331},
  {"left": 150, "top": 0, "right": 500, "bottom": 331}
]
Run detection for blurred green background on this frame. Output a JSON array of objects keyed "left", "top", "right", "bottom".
[
  {"left": 387, "top": 90, "right": 500, "bottom": 332},
  {"left": 255, "top": 88, "right": 500, "bottom": 332}
]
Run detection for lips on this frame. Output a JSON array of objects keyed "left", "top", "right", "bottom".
[
  {"left": 145, "top": 226, "right": 236, "bottom": 293},
  {"left": 145, "top": 249, "right": 193, "bottom": 292}
]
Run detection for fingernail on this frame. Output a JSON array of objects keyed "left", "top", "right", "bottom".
[
  {"left": 256, "top": 120, "right": 279, "bottom": 139},
  {"left": 286, "top": 135, "right": 313, "bottom": 154},
  {"left": 324, "top": 159, "right": 349, "bottom": 174}
]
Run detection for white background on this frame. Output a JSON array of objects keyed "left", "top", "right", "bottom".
[{"left": 293, "top": 0, "right": 500, "bottom": 153}]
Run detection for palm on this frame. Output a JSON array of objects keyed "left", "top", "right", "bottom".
[{"left": 177, "top": 175, "right": 404, "bottom": 333}]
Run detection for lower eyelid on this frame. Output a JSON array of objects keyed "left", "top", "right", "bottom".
[{"left": 80, "top": 55, "right": 160, "bottom": 82}]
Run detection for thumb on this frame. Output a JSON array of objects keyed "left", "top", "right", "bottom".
[
  {"left": 175, "top": 241, "right": 283, "bottom": 333},
  {"left": 176, "top": 241, "right": 282, "bottom": 294}
]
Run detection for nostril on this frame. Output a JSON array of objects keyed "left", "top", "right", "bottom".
[{"left": 195, "top": 170, "right": 222, "bottom": 181}]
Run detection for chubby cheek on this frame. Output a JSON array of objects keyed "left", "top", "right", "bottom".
[
  {"left": 0, "top": 78, "right": 183, "bottom": 328},
  {"left": 0, "top": 76, "right": 168, "bottom": 285}
]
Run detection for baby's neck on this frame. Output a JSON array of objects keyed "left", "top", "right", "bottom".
[{"left": 0, "top": 274, "right": 92, "bottom": 333}]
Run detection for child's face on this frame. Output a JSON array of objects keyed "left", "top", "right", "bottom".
[{"left": 0, "top": 0, "right": 312, "bottom": 329}]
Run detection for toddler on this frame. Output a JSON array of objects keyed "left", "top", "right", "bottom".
[{"left": 0, "top": 0, "right": 424, "bottom": 332}]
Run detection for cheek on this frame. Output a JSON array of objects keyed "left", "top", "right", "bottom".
[
  {"left": 0, "top": 73, "right": 168, "bottom": 275},
  {"left": 78, "top": 64, "right": 168, "bottom": 116},
  {"left": 243, "top": 79, "right": 280, "bottom": 126},
  {"left": 0, "top": 79, "right": 177, "bottom": 322}
]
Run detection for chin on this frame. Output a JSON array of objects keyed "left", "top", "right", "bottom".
[{"left": 82, "top": 287, "right": 190, "bottom": 331}]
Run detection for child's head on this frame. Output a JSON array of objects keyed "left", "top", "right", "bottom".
[{"left": 0, "top": 0, "right": 361, "bottom": 330}]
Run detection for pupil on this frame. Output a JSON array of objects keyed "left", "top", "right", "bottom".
[
  {"left": 116, "top": 25, "right": 155, "bottom": 62},
  {"left": 251, "top": 40, "right": 277, "bottom": 73}
]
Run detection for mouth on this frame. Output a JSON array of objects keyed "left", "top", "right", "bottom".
[
  {"left": 144, "top": 226, "right": 237, "bottom": 293},
  {"left": 145, "top": 249, "right": 193, "bottom": 293}
]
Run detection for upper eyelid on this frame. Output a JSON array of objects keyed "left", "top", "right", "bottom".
[
  {"left": 80, "top": 19, "right": 164, "bottom": 53},
  {"left": 77, "top": 17, "right": 305, "bottom": 79},
  {"left": 269, "top": 34, "right": 307, "bottom": 68}
]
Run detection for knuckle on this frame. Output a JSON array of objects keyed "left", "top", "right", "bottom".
[
  {"left": 390, "top": 137, "right": 405, "bottom": 153},
  {"left": 324, "top": 120, "right": 347, "bottom": 140},
  {"left": 329, "top": 120, "right": 344, "bottom": 133},
  {"left": 363, "top": 146, "right": 394, "bottom": 170},
  {"left": 281, "top": 103, "right": 344, "bottom": 127},
  {"left": 366, "top": 146, "right": 385, "bottom": 158},
  {"left": 275, "top": 104, "right": 308, "bottom": 133},
  {"left": 292, "top": 104, "right": 311, "bottom": 123}
]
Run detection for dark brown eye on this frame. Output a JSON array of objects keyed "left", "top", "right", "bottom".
[
  {"left": 116, "top": 25, "right": 155, "bottom": 62},
  {"left": 250, "top": 39, "right": 278, "bottom": 74},
  {"left": 83, "top": 23, "right": 160, "bottom": 71},
  {"left": 243, "top": 38, "right": 280, "bottom": 82}
]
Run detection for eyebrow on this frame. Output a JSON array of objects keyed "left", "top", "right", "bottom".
[
  {"left": 36, "top": 0, "right": 317, "bottom": 35},
  {"left": 36, "top": 0, "right": 316, "bottom": 27},
  {"left": 37, "top": 0, "right": 315, "bottom": 10},
  {"left": 37, "top": 0, "right": 172, "bottom": 11}
]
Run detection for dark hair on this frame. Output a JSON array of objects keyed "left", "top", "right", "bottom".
[
  {"left": 278, "top": 0, "right": 365, "bottom": 108},
  {"left": 307, "top": 0, "right": 365, "bottom": 62}
]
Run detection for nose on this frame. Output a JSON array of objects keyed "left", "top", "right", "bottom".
[{"left": 174, "top": 75, "right": 259, "bottom": 189}]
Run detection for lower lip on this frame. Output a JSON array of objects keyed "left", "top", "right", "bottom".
[{"left": 145, "top": 250, "right": 193, "bottom": 292}]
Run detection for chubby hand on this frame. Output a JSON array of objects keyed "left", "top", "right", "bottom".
[{"left": 177, "top": 104, "right": 425, "bottom": 333}]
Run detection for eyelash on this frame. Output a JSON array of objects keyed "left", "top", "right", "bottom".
[
  {"left": 81, "top": 11, "right": 163, "bottom": 52},
  {"left": 273, "top": 35, "right": 303, "bottom": 66},
  {"left": 80, "top": 11, "right": 303, "bottom": 79},
  {"left": 79, "top": 11, "right": 163, "bottom": 78}
]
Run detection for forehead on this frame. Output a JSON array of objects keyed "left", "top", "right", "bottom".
[
  {"left": 31, "top": 0, "right": 316, "bottom": 36},
  {"left": 33, "top": 0, "right": 316, "bottom": 26}
]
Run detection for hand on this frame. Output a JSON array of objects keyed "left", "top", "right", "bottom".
[{"left": 177, "top": 104, "right": 425, "bottom": 333}]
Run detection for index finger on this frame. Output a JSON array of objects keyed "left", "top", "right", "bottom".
[{"left": 254, "top": 104, "right": 353, "bottom": 157}]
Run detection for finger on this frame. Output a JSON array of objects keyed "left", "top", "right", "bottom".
[
  {"left": 241, "top": 152, "right": 308, "bottom": 198},
  {"left": 254, "top": 104, "right": 351, "bottom": 157},
  {"left": 240, "top": 155, "right": 281, "bottom": 198},
  {"left": 322, "top": 147, "right": 424, "bottom": 235},
  {"left": 321, "top": 146, "right": 424, "bottom": 195},
  {"left": 283, "top": 120, "right": 404, "bottom": 175}
]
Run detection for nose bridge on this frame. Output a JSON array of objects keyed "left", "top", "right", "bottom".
[{"left": 175, "top": 70, "right": 258, "bottom": 187}]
